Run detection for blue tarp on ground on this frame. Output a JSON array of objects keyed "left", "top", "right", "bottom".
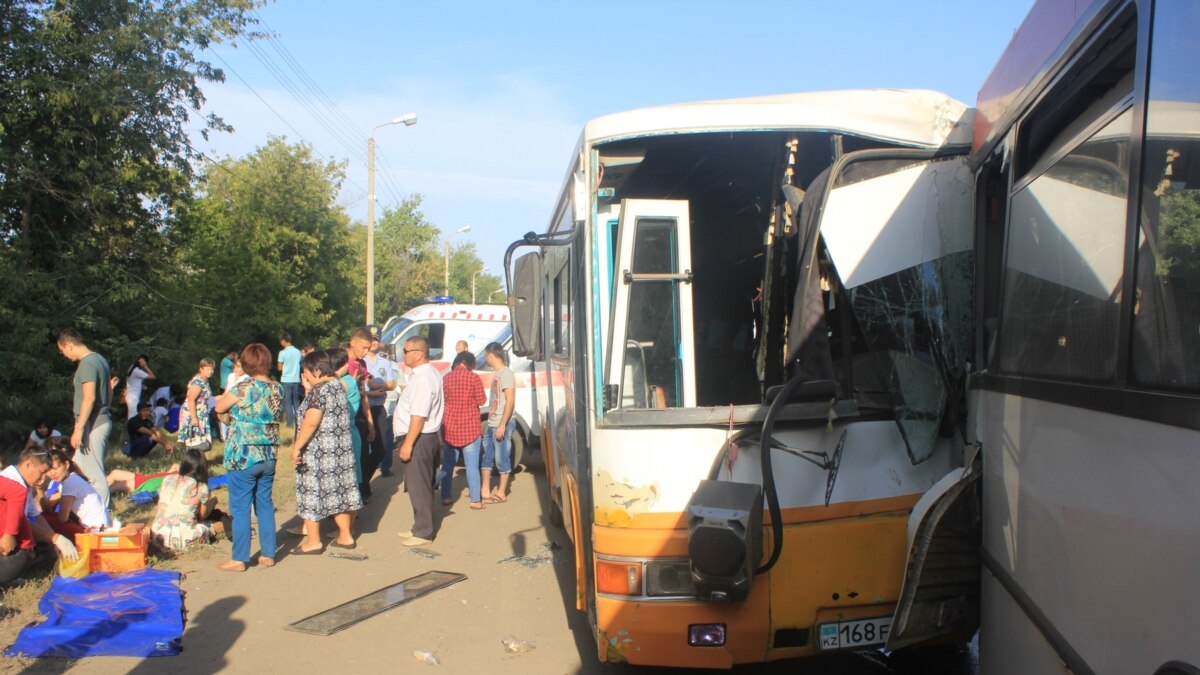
[
  {"left": 129, "top": 474, "right": 228, "bottom": 506},
  {"left": 5, "top": 569, "right": 183, "bottom": 658}
]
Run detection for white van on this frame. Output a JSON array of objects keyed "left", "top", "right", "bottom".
[{"left": 382, "top": 303, "right": 508, "bottom": 362}]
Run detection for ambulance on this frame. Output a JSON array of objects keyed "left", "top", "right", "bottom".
[
  {"left": 382, "top": 303, "right": 542, "bottom": 463},
  {"left": 382, "top": 303, "right": 508, "bottom": 361}
]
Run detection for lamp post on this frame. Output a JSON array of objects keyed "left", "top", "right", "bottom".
[
  {"left": 444, "top": 225, "right": 471, "bottom": 297},
  {"left": 367, "top": 112, "right": 418, "bottom": 326},
  {"left": 472, "top": 266, "right": 489, "bottom": 304}
]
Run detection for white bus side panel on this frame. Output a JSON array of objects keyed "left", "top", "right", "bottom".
[{"left": 975, "top": 390, "right": 1200, "bottom": 675}]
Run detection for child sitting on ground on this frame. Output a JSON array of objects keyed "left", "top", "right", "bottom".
[
  {"left": 152, "top": 397, "right": 170, "bottom": 429},
  {"left": 150, "top": 448, "right": 226, "bottom": 552},
  {"left": 41, "top": 447, "right": 112, "bottom": 538}
]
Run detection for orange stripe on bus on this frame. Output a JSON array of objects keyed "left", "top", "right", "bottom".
[{"left": 593, "top": 493, "right": 920, "bottom": 558}]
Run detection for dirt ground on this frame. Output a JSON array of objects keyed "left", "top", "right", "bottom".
[{"left": 2, "top": 461, "right": 977, "bottom": 675}]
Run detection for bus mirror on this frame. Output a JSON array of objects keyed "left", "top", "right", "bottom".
[
  {"left": 511, "top": 252, "right": 543, "bottom": 359},
  {"left": 686, "top": 480, "right": 763, "bottom": 602}
]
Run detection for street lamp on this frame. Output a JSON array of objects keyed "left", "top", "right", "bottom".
[
  {"left": 367, "top": 112, "right": 418, "bottom": 325},
  {"left": 444, "top": 225, "right": 471, "bottom": 297},
  {"left": 472, "top": 266, "right": 489, "bottom": 304}
]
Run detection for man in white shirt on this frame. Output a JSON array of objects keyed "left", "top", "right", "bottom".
[
  {"left": 365, "top": 334, "right": 399, "bottom": 477},
  {"left": 392, "top": 336, "right": 444, "bottom": 547}
]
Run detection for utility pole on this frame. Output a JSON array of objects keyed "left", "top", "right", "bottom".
[
  {"left": 366, "top": 113, "right": 418, "bottom": 325},
  {"left": 366, "top": 136, "right": 376, "bottom": 325}
]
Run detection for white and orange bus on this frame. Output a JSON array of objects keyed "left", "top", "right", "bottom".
[{"left": 505, "top": 89, "right": 981, "bottom": 667}]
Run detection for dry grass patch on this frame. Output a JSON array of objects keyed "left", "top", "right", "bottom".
[{"left": 0, "top": 425, "right": 298, "bottom": 663}]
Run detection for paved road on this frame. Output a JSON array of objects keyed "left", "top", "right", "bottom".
[{"left": 19, "top": 461, "right": 977, "bottom": 674}]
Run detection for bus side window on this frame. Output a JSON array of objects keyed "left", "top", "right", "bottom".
[
  {"left": 997, "top": 12, "right": 1135, "bottom": 383},
  {"left": 1129, "top": 0, "right": 1200, "bottom": 392}
]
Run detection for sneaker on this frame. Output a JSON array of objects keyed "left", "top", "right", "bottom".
[
  {"left": 380, "top": 470, "right": 393, "bottom": 478},
  {"left": 402, "top": 536, "right": 432, "bottom": 547}
]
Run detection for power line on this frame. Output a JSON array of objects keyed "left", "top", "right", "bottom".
[
  {"left": 242, "top": 38, "right": 366, "bottom": 165},
  {"left": 249, "top": 13, "right": 418, "bottom": 211}
]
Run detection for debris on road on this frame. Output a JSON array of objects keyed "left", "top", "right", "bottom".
[
  {"left": 498, "top": 542, "right": 559, "bottom": 569},
  {"left": 501, "top": 635, "right": 536, "bottom": 654},
  {"left": 412, "top": 649, "right": 440, "bottom": 665},
  {"left": 409, "top": 548, "right": 441, "bottom": 559},
  {"left": 329, "top": 552, "right": 368, "bottom": 561}
]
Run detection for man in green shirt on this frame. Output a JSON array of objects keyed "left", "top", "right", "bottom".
[{"left": 56, "top": 328, "right": 113, "bottom": 509}]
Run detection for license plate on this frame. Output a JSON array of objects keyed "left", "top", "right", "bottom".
[{"left": 817, "top": 616, "right": 891, "bottom": 651}]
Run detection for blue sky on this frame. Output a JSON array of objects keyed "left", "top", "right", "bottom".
[{"left": 193, "top": 0, "right": 1035, "bottom": 278}]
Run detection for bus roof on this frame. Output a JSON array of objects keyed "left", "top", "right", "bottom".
[
  {"left": 581, "top": 89, "right": 973, "bottom": 150},
  {"left": 973, "top": 0, "right": 1109, "bottom": 159}
]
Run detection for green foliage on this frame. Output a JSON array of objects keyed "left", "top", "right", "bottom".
[
  {"left": 180, "top": 137, "right": 361, "bottom": 351},
  {"left": 370, "top": 197, "right": 502, "bottom": 317},
  {"left": 373, "top": 196, "right": 446, "bottom": 314},
  {"left": 0, "top": 0, "right": 260, "bottom": 445},
  {"left": 1158, "top": 188, "right": 1200, "bottom": 293}
]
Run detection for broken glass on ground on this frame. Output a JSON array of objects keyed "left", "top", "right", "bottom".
[{"left": 498, "top": 542, "right": 561, "bottom": 569}]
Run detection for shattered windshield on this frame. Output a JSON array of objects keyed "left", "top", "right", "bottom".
[{"left": 820, "top": 155, "right": 974, "bottom": 463}]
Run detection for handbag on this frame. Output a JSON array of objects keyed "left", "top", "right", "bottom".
[{"left": 183, "top": 436, "right": 211, "bottom": 453}]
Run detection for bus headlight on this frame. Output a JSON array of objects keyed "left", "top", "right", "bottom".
[{"left": 645, "top": 560, "right": 696, "bottom": 597}]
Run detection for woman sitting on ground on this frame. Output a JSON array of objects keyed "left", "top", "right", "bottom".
[
  {"left": 41, "top": 447, "right": 111, "bottom": 538},
  {"left": 24, "top": 420, "right": 62, "bottom": 449},
  {"left": 150, "top": 448, "right": 225, "bottom": 552}
]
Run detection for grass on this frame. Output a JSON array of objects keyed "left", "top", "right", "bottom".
[{"left": 0, "top": 424, "right": 298, "bottom": 667}]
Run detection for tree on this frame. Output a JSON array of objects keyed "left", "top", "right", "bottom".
[
  {"left": 179, "top": 137, "right": 360, "bottom": 353},
  {"left": 369, "top": 196, "right": 502, "bottom": 317},
  {"left": 372, "top": 196, "right": 444, "bottom": 316},
  {"left": 0, "top": 0, "right": 259, "bottom": 444}
]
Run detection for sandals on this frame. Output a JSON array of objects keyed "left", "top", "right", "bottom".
[
  {"left": 469, "top": 502, "right": 485, "bottom": 510},
  {"left": 291, "top": 544, "right": 324, "bottom": 556},
  {"left": 329, "top": 540, "right": 356, "bottom": 550},
  {"left": 485, "top": 494, "right": 507, "bottom": 504},
  {"left": 217, "top": 560, "right": 247, "bottom": 572}
]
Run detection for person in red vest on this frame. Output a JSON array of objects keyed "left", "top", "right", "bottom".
[{"left": 0, "top": 448, "right": 54, "bottom": 584}]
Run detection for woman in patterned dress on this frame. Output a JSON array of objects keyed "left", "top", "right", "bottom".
[
  {"left": 151, "top": 448, "right": 223, "bottom": 552},
  {"left": 329, "top": 348, "right": 364, "bottom": 488},
  {"left": 291, "top": 349, "right": 361, "bottom": 554},
  {"left": 214, "top": 343, "right": 283, "bottom": 571},
  {"left": 178, "top": 358, "right": 215, "bottom": 450}
]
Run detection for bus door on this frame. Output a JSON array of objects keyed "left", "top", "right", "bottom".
[
  {"left": 605, "top": 199, "right": 696, "bottom": 409},
  {"left": 806, "top": 150, "right": 981, "bottom": 648}
]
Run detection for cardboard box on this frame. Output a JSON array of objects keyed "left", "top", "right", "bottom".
[{"left": 75, "top": 524, "right": 149, "bottom": 574}]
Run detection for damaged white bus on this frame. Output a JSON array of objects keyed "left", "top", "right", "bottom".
[{"left": 505, "top": 89, "right": 980, "bottom": 667}]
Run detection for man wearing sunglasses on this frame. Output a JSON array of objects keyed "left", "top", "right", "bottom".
[{"left": 392, "top": 337, "right": 444, "bottom": 547}]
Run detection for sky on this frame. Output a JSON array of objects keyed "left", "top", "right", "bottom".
[{"left": 192, "top": 0, "right": 1036, "bottom": 282}]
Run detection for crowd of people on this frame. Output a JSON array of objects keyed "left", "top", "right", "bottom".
[{"left": 0, "top": 325, "right": 521, "bottom": 582}]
